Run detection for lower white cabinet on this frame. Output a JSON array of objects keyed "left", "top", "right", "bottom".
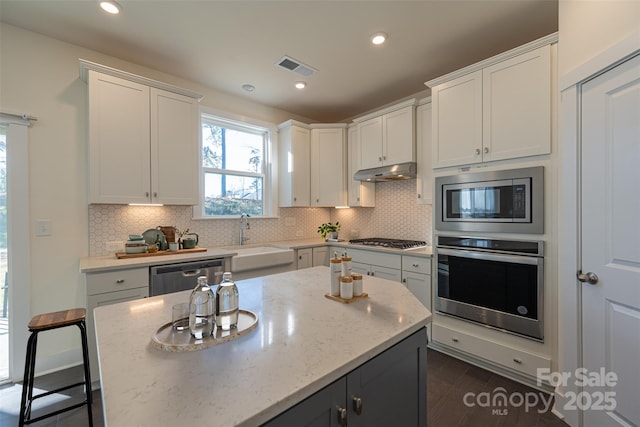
[
  {"left": 349, "top": 249, "right": 402, "bottom": 282},
  {"left": 431, "top": 323, "right": 551, "bottom": 379},
  {"left": 297, "top": 248, "right": 312, "bottom": 269},
  {"left": 297, "top": 247, "right": 331, "bottom": 269},
  {"left": 401, "top": 255, "right": 431, "bottom": 309},
  {"left": 263, "top": 329, "right": 427, "bottom": 427},
  {"left": 85, "top": 267, "right": 149, "bottom": 382}
]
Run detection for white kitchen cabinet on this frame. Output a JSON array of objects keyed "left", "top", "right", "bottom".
[
  {"left": 431, "top": 323, "right": 551, "bottom": 379},
  {"left": 310, "top": 125, "right": 347, "bottom": 207},
  {"left": 415, "top": 99, "right": 433, "bottom": 204},
  {"left": 85, "top": 267, "right": 149, "bottom": 382},
  {"left": 296, "top": 248, "right": 312, "bottom": 269},
  {"left": 401, "top": 255, "right": 431, "bottom": 309},
  {"left": 278, "top": 121, "right": 311, "bottom": 207},
  {"left": 312, "top": 246, "right": 329, "bottom": 267},
  {"left": 297, "top": 246, "right": 331, "bottom": 269},
  {"left": 356, "top": 100, "right": 416, "bottom": 170},
  {"left": 429, "top": 42, "right": 552, "bottom": 168},
  {"left": 349, "top": 249, "right": 402, "bottom": 282},
  {"left": 86, "top": 68, "right": 200, "bottom": 204},
  {"left": 347, "top": 125, "right": 375, "bottom": 207}
]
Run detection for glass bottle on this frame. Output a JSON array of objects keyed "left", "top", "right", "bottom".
[
  {"left": 216, "top": 272, "right": 239, "bottom": 330},
  {"left": 189, "top": 276, "right": 215, "bottom": 339}
]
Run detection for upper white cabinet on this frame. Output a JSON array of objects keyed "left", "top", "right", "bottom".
[
  {"left": 310, "top": 125, "right": 347, "bottom": 207},
  {"left": 278, "top": 121, "right": 311, "bottom": 207},
  {"left": 347, "top": 124, "right": 375, "bottom": 207},
  {"left": 415, "top": 98, "right": 432, "bottom": 204},
  {"left": 355, "top": 100, "right": 416, "bottom": 170},
  {"left": 82, "top": 61, "right": 202, "bottom": 205},
  {"left": 428, "top": 39, "right": 554, "bottom": 169}
]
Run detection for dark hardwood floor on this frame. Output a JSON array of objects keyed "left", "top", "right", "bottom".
[
  {"left": 427, "top": 348, "right": 568, "bottom": 427},
  {"left": 1, "top": 348, "right": 568, "bottom": 427}
]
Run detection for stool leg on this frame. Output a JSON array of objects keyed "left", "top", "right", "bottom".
[
  {"left": 77, "top": 320, "right": 94, "bottom": 427},
  {"left": 19, "top": 331, "right": 38, "bottom": 427}
]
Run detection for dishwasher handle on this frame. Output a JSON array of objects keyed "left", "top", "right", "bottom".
[{"left": 182, "top": 269, "right": 201, "bottom": 277}]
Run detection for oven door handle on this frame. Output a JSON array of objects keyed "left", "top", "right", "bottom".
[{"left": 437, "top": 247, "right": 540, "bottom": 265}]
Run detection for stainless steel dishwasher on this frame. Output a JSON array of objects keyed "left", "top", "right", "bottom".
[{"left": 149, "top": 258, "right": 227, "bottom": 296}]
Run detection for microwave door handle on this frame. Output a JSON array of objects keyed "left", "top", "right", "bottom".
[{"left": 437, "top": 248, "right": 539, "bottom": 265}]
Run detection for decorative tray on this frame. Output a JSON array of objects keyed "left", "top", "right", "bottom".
[
  {"left": 116, "top": 247, "right": 207, "bottom": 259},
  {"left": 324, "top": 292, "right": 369, "bottom": 304},
  {"left": 151, "top": 309, "right": 258, "bottom": 352}
]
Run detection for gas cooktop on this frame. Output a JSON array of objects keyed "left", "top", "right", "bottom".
[{"left": 349, "top": 238, "right": 427, "bottom": 250}]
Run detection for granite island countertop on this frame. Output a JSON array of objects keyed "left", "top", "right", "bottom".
[{"left": 94, "top": 266, "right": 431, "bottom": 427}]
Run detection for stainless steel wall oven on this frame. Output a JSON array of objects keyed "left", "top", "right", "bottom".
[{"left": 436, "top": 236, "right": 544, "bottom": 341}]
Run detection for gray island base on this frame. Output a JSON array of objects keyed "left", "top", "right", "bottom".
[{"left": 94, "top": 266, "right": 431, "bottom": 426}]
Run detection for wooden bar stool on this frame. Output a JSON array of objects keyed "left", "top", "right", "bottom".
[{"left": 19, "top": 308, "right": 94, "bottom": 427}]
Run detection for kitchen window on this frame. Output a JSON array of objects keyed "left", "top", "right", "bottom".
[{"left": 198, "top": 111, "right": 274, "bottom": 218}]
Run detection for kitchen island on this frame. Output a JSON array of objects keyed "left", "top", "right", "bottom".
[{"left": 93, "top": 266, "right": 431, "bottom": 426}]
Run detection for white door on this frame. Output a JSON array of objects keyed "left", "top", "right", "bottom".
[{"left": 581, "top": 53, "right": 640, "bottom": 427}]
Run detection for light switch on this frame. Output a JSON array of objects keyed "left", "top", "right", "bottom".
[{"left": 35, "top": 219, "right": 52, "bottom": 236}]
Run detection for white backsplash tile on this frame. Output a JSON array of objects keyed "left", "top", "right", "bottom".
[{"left": 88, "top": 180, "right": 432, "bottom": 256}]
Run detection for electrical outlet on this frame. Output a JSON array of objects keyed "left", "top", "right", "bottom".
[
  {"left": 296, "top": 230, "right": 304, "bottom": 237},
  {"left": 106, "top": 241, "right": 124, "bottom": 252},
  {"left": 35, "top": 219, "right": 52, "bottom": 237}
]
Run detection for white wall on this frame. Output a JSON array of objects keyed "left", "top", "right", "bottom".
[{"left": 558, "top": 0, "right": 640, "bottom": 76}]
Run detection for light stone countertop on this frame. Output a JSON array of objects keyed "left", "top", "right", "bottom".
[
  {"left": 94, "top": 266, "right": 431, "bottom": 427},
  {"left": 79, "top": 239, "right": 432, "bottom": 273}
]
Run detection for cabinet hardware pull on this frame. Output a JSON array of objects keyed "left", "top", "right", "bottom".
[
  {"left": 145, "top": 192, "right": 150, "bottom": 197},
  {"left": 153, "top": 192, "right": 158, "bottom": 198},
  {"left": 337, "top": 406, "right": 347, "bottom": 427},
  {"left": 382, "top": 155, "right": 386, "bottom": 160},
  {"left": 402, "top": 278, "right": 407, "bottom": 283},
  {"left": 452, "top": 337, "right": 459, "bottom": 343},
  {"left": 378, "top": 156, "right": 383, "bottom": 161},
  {"left": 484, "top": 147, "right": 489, "bottom": 154},
  {"left": 412, "top": 263, "right": 419, "bottom": 267},
  {"left": 116, "top": 279, "right": 125, "bottom": 284},
  {"left": 513, "top": 358, "right": 523, "bottom": 364},
  {"left": 352, "top": 396, "right": 363, "bottom": 415},
  {"left": 417, "top": 194, "right": 421, "bottom": 198},
  {"left": 475, "top": 148, "right": 481, "bottom": 155}
]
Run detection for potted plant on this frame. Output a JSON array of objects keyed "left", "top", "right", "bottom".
[{"left": 317, "top": 222, "right": 341, "bottom": 240}]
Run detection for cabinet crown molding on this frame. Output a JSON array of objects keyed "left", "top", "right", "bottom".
[
  {"left": 79, "top": 59, "right": 204, "bottom": 101},
  {"left": 425, "top": 32, "right": 558, "bottom": 88}
]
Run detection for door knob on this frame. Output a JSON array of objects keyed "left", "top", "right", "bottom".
[{"left": 577, "top": 270, "right": 599, "bottom": 285}]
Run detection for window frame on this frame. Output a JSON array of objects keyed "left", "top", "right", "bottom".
[{"left": 194, "top": 107, "right": 278, "bottom": 219}]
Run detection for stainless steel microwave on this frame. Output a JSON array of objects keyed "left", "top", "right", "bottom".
[{"left": 435, "top": 167, "right": 544, "bottom": 234}]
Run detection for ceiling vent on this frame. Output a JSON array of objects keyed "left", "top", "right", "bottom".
[{"left": 276, "top": 56, "right": 317, "bottom": 77}]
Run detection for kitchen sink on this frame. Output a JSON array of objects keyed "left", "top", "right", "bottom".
[{"left": 230, "top": 246, "right": 295, "bottom": 273}]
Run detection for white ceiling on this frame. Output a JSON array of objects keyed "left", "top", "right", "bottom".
[{"left": 0, "top": 0, "right": 558, "bottom": 122}]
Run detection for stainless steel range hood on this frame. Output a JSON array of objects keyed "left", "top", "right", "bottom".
[{"left": 353, "top": 162, "right": 417, "bottom": 182}]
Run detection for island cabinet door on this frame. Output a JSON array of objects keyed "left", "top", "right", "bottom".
[
  {"left": 262, "top": 377, "right": 346, "bottom": 427},
  {"left": 346, "top": 329, "right": 427, "bottom": 427}
]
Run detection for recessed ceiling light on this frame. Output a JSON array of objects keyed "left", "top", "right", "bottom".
[
  {"left": 99, "top": 0, "right": 121, "bottom": 14},
  {"left": 370, "top": 32, "right": 388, "bottom": 45},
  {"left": 242, "top": 84, "right": 255, "bottom": 92},
  {"left": 295, "top": 81, "right": 307, "bottom": 89}
]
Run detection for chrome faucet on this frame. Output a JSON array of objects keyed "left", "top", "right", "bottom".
[{"left": 239, "top": 213, "right": 251, "bottom": 245}]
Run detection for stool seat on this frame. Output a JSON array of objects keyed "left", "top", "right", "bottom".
[
  {"left": 28, "top": 308, "right": 86, "bottom": 331},
  {"left": 19, "top": 308, "right": 93, "bottom": 427}
]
